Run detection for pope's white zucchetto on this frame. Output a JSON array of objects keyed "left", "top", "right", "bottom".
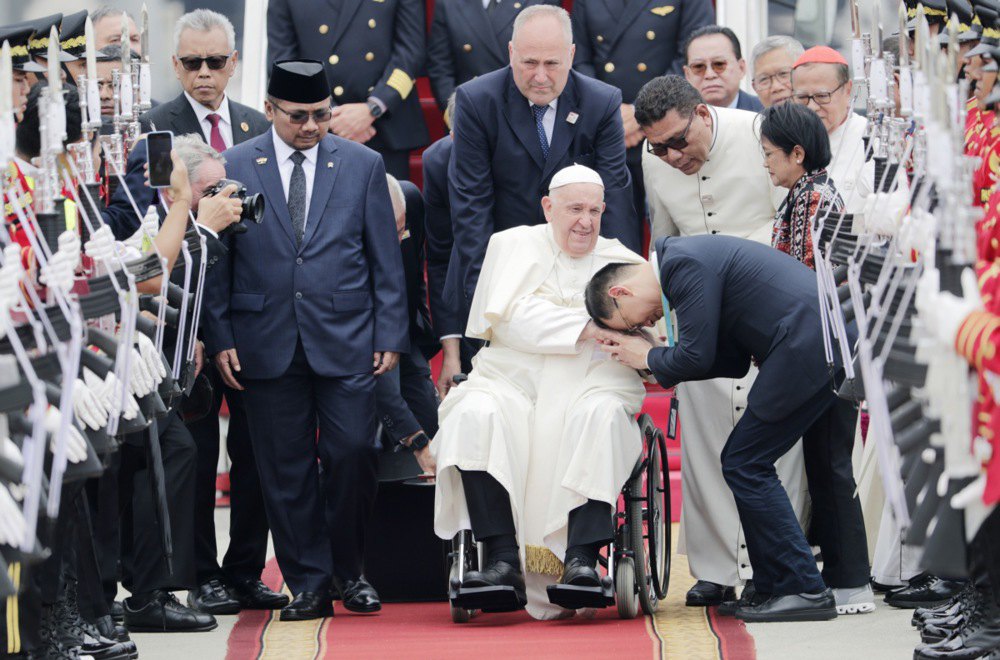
[{"left": 548, "top": 164, "right": 604, "bottom": 192}]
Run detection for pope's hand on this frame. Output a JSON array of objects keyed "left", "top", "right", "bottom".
[
  {"left": 215, "top": 348, "right": 244, "bottom": 391},
  {"left": 374, "top": 351, "right": 399, "bottom": 376},
  {"left": 598, "top": 332, "right": 652, "bottom": 370},
  {"left": 436, "top": 346, "right": 462, "bottom": 401},
  {"left": 415, "top": 446, "right": 436, "bottom": 476}
]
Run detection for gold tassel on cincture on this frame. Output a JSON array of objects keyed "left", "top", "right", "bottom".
[{"left": 525, "top": 544, "right": 564, "bottom": 576}]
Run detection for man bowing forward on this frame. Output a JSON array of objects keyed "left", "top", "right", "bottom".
[{"left": 202, "top": 60, "right": 408, "bottom": 620}]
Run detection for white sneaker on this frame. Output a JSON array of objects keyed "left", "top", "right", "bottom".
[{"left": 833, "top": 584, "right": 876, "bottom": 614}]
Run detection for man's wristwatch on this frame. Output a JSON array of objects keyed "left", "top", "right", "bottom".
[
  {"left": 409, "top": 431, "right": 430, "bottom": 451},
  {"left": 367, "top": 99, "right": 384, "bottom": 119}
]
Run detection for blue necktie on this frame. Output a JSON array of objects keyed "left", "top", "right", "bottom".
[
  {"left": 532, "top": 104, "right": 550, "bottom": 159},
  {"left": 288, "top": 151, "right": 306, "bottom": 247}
]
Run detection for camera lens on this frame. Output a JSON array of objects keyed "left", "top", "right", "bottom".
[{"left": 244, "top": 193, "right": 265, "bottom": 224}]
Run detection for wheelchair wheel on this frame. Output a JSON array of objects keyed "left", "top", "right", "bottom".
[
  {"left": 648, "top": 428, "right": 671, "bottom": 601},
  {"left": 615, "top": 556, "right": 639, "bottom": 619},
  {"left": 448, "top": 532, "right": 478, "bottom": 623},
  {"left": 632, "top": 416, "right": 660, "bottom": 615}
]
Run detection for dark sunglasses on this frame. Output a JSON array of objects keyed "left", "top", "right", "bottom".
[
  {"left": 178, "top": 54, "right": 232, "bottom": 72},
  {"left": 686, "top": 59, "right": 731, "bottom": 77},
  {"left": 646, "top": 111, "right": 696, "bottom": 157},
  {"left": 271, "top": 100, "right": 333, "bottom": 124}
]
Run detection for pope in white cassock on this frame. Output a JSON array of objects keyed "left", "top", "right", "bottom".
[{"left": 432, "top": 165, "right": 648, "bottom": 620}]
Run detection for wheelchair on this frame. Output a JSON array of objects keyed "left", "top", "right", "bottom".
[{"left": 447, "top": 413, "right": 671, "bottom": 621}]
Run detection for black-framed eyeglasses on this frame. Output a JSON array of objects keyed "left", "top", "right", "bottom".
[
  {"left": 177, "top": 53, "right": 233, "bottom": 72},
  {"left": 270, "top": 100, "right": 333, "bottom": 124},
  {"left": 646, "top": 111, "right": 696, "bottom": 156},
  {"left": 612, "top": 297, "right": 641, "bottom": 334},
  {"left": 753, "top": 68, "right": 792, "bottom": 90},
  {"left": 791, "top": 81, "right": 847, "bottom": 106}
]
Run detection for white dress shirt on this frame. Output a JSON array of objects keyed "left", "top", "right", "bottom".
[
  {"left": 184, "top": 91, "right": 234, "bottom": 150},
  {"left": 272, "top": 128, "right": 318, "bottom": 229},
  {"left": 528, "top": 98, "right": 558, "bottom": 145}
]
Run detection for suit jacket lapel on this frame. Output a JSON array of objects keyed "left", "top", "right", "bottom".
[
  {"left": 300, "top": 137, "right": 340, "bottom": 251},
  {"left": 168, "top": 94, "right": 204, "bottom": 137},
  {"left": 541, "top": 76, "right": 579, "bottom": 180},
  {"left": 328, "top": 0, "right": 366, "bottom": 53},
  {"left": 228, "top": 100, "right": 253, "bottom": 145},
  {"left": 502, "top": 71, "right": 545, "bottom": 170},
  {"left": 607, "top": 0, "right": 655, "bottom": 50},
  {"left": 251, "top": 136, "right": 296, "bottom": 247},
  {"left": 455, "top": 0, "right": 506, "bottom": 67}
]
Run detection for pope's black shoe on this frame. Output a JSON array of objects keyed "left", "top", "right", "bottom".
[
  {"left": 458, "top": 559, "right": 528, "bottom": 612},
  {"left": 338, "top": 577, "right": 382, "bottom": 614},
  {"left": 719, "top": 581, "right": 762, "bottom": 617},
  {"left": 187, "top": 578, "right": 242, "bottom": 615},
  {"left": 886, "top": 574, "right": 966, "bottom": 609},
  {"left": 123, "top": 591, "right": 218, "bottom": 632},
  {"left": 686, "top": 580, "right": 736, "bottom": 607},
  {"left": 736, "top": 589, "right": 838, "bottom": 622},
  {"left": 280, "top": 591, "right": 334, "bottom": 621},
  {"left": 230, "top": 577, "right": 290, "bottom": 610},
  {"left": 560, "top": 557, "right": 602, "bottom": 587}
]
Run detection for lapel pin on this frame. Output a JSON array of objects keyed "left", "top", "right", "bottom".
[
  {"left": 567, "top": 112, "right": 579, "bottom": 124},
  {"left": 241, "top": 121, "right": 250, "bottom": 132},
  {"left": 256, "top": 157, "right": 268, "bottom": 165},
  {"left": 327, "top": 161, "right": 334, "bottom": 168}
]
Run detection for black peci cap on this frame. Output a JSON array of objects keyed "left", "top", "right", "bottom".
[{"left": 267, "top": 59, "right": 331, "bottom": 104}]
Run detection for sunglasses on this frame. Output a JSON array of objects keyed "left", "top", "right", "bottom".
[
  {"left": 686, "top": 59, "right": 731, "bottom": 77},
  {"left": 177, "top": 54, "right": 232, "bottom": 72},
  {"left": 791, "top": 81, "right": 847, "bottom": 106},
  {"left": 271, "top": 100, "right": 333, "bottom": 124},
  {"left": 645, "top": 111, "right": 696, "bottom": 157}
]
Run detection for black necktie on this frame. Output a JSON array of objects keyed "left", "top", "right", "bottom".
[
  {"left": 532, "top": 104, "right": 550, "bottom": 159},
  {"left": 486, "top": 0, "right": 499, "bottom": 13},
  {"left": 288, "top": 151, "right": 306, "bottom": 247}
]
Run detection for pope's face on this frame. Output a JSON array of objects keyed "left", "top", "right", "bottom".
[
  {"left": 541, "top": 182, "right": 604, "bottom": 258},
  {"left": 509, "top": 15, "right": 574, "bottom": 107}
]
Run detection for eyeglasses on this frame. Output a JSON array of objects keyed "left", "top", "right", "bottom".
[
  {"left": 686, "top": 59, "right": 731, "bottom": 77},
  {"left": 270, "top": 100, "right": 333, "bottom": 124},
  {"left": 612, "top": 297, "right": 641, "bottom": 334},
  {"left": 753, "top": 68, "right": 792, "bottom": 90},
  {"left": 646, "top": 111, "right": 696, "bottom": 156},
  {"left": 177, "top": 54, "right": 233, "bottom": 72},
  {"left": 791, "top": 81, "right": 847, "bottom": 106}
]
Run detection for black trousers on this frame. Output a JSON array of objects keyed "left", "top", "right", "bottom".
[
  {"left": 186, "top": 363, "right": 269, "bottom": 585},
  {"left": 625, "top": 144, "right": 645, "bottom": 223},
  {"left": 721, "top": 384, "right": 869, "bottom": 596},
  {"left": 240, "top": 340, "right": 378, "bottom": 594},
  {"left": 460, "top": 470, "right": 614, "bottom": 550},
  {"left": 88, "top": 452, "right": 122, "bottom": 605},
  {"left": 119, "top": 412, "right": 198, "bottom": 595}
]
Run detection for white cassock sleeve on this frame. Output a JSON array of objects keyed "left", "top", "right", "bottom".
[{"left": 491, "top": 295, "right": 591, "bottom": 354}]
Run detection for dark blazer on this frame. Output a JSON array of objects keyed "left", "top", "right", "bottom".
[
  {"left": 421, "top": 134, "right": 462, "bottom": 338},
  {"left": 648, "top": 234, "right": 855, "bottom": 423},
  {"left": 267, "top": 0, "right": 430, "bottom": 154},
  {"left": 102, "top": 94, "right": 269, "bottom": 239},
  {"left": 448, "top": 67, "right": 638, "bottom": 304},
  {"left": 571, "top": 0, "right": 714, "bottom": 103},
  {"left": 426, "top": 0, "right": 559, "bottom": 112},
  {"left": 735, "top": 89, "right": 764, "bottom": 112},
  {"left": 399, "top": 180, "right": 440, "bottom": 359},
  {"left": 202, "top": 132, "right": 408, "bottom": 378}
]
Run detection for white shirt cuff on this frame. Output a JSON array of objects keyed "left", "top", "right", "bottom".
[
  {"left": 195, "top": 222, "right": 219, "bottom": 239},
  {"left": 440, "top": 334, "right": 462, "bottom": 341}
]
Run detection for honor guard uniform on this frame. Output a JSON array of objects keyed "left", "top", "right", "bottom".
[
  {"left": 56, "top": 10, "right": 89, "bottom": 85},
  {"left": 426, "top": 0, "right": 559, "bottom": 114},
  {"left": 571, "top": 0, "right": 714, "bottom": 216},
  {"left": 267, "top": 0, "right": 430, "bottom": 180}
]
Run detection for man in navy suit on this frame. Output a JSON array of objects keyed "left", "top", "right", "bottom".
[
  {"left": 202, "top": 60, "right": 408, "bottom": 621},
  {"left": 585, "top": 235, "right": 869, "bottom": 622},
  {"left": 448, "top": 4, "right": 639, "bottom": 313},
  {"left": 683, "top": 26, "right": 764, "bottom": 112}
]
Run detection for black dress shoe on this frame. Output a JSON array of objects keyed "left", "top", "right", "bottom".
[
  {"left": 230, "top": 578, "right": 290, "bottom": 610},
  {"left": 94, "top": 616, "right": 137, "bottom": 659},
  {"left": 338, "top": 577, "right": 381, "bottom": 614},
  {"left": 464, "top": 559, "right": 526, "bottom": 592},
  {"left": 872, "top": 579, "right": 901, "bottom": 594},
  {"left": 187, "top": 578, "right": 242, "bottom": 615},
  {"left": 736, "top": 589, "right": 838, "bottom": 622},
  {"left": 914, "top": 622, "right": 1000, "bottom": 659},
  {"left": 686, "top": 580, "right": 736, "bottom": 607},
  {"left": 560, "top": 557, "right": 602, "bottom": 587},
  {"left": 719, "top": 581, "right": 763, "bottom": 617},
  {"left": 123, "top": 591, "right": 218, "bottom": 632},
  {"left": 280, "top": 591, "right": 333, "bottom": 621},
  {"left": 886, "top": 574, "right": 966, "bottom": 609},
  {"left": 110, "top": 600, "right": 124, "bottom": 623},
  {"left": 914, "top": 585, "right": 979, "bottom": 628}
]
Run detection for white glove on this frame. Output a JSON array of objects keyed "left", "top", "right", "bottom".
[
  {"left": 0, "top": 483, "right": 25, "bottom": 548},
  {"left": 85, "top": 225, "right": 118, "bottom": 263},
  {"left": 135, "top": 332, "right": 166, "bottom": 383},
  {"left": 898, "top": 209, "right": 936, "bottom": 256},
  {"left": 0, "top": 436, "right": 23, "bottom": 470},
  {"left": 39, "top": 251, "right": 76, "bottom": 293},
  {"left": 43, "top": 407, "right": 88, "bottom": 464},
  {"left": 916, "top": 267, "right": 983, "bottom": 348},
  {"left": 56, "top": 230, "right": 81, "bottom": 268},
  {"left": 861, "top": 191, "right": 908, "bottom": 236},
  {"left": 127, "top": 347, "right": 154, "bottom": 397},
  {"left": 72, "top": 377, "right": 108, "bottom": 430},
  {"left": 91, "top": 370, "right": 139, "bottom": 421}
]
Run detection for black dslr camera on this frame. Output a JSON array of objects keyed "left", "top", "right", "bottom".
[{"left": 205, "top": 178, "right": 264, "bottom": 234}]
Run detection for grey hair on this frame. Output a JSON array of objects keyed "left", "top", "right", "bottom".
[
  {"left": 91, "top": 5, "right": 134, "bottom": 25},
  {"left": 750, "top": 35, "right": 805, "bottom": 74},
  {"left": 445, "top": 92, "right": 457, "bottom": 129},
  {"left": 512, "top": 5, "right": 573, "bottom": 46},
  {"left": 385, "top": 174, "right": 406, "bottom": 216},
  {"left": 174, "top": 133, "right": 225, "bottom": 184},
  {"left": 173, "top": 9, "right": 236, "bottom": 54}
]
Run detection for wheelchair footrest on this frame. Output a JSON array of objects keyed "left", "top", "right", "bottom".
[
  {"left": 546, "top": 578, "right": 615, "bottom": 610},
  {"left": 452, "top": 584, "right": 527, "bottom": 613}
]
